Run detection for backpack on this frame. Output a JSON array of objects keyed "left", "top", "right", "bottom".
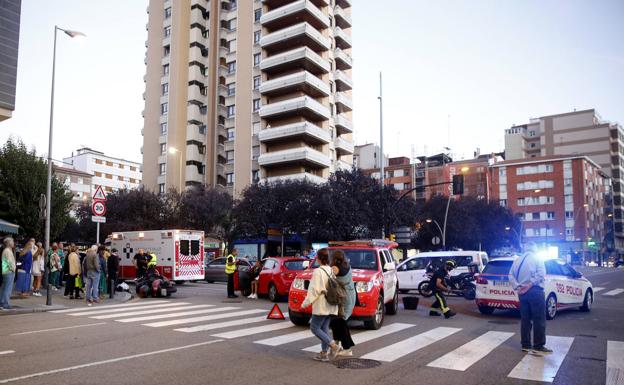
[{"left": 320, "top": 267, "right": 347, "bottom": 306}]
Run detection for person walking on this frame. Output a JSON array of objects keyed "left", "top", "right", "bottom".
[
  {"left": 66, "top": 245, "right": 82, "bottom": 299},
  {"left": 509, "top": 242, "right": 552, "bottom": 355},
  {"left": 85, "top": 247, "right": 101, "bottom": 306},
  {"left": 225, "top": 248, "right": 238, "bottom": 298},
  {"left": 329, "top": 249, "right": 356, "bottom": 356},
  {"left": 107, "top": 248, "right": 120, "bottom": 296},
  {"left": 31, "top": 243, "right": 45, "bottom": 296},
  {"left": 429, "top": 260, "right": 457, "bottom": 319},
  {"left": 1, "top": 237, "right": 16, "bottom": 310},
  {"left": 301, "top": 248, "right": 342, "bottom": 362},
  {"left": 98, "top": 246, "right": 108, "bottom": 299},
  {"left": 16, "top": 241, "right": 33, "bottom": 298},
  {"left": 48, "top": 242, "right": 62, "bottom": 291}
]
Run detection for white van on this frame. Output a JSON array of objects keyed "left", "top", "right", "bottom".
[{"left": 396, "top": 251, "right": 489, "bottom": 293}]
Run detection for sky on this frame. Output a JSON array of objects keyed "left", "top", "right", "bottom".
[{"left": 1, "top": 0, "right": 623, "bottom": 164}]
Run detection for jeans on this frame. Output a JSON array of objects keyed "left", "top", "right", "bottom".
[
  {"left": 519, "top": 286, "right": 546, "bottom": 348},
  {"left": 86, "top": 271, "right": 100, "bottom": 302},
  {"left": 50, "top": 271, "right": 60, "bottom": 289},
  {"left": 310, "top": 315, "right": 333, "bottom": 352},
  {"left": 1, "top": 272, "right": 15, "bottom": 308}
]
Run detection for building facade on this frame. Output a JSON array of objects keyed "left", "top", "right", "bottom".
[
  {"left": 63, "top": 148, "right": 142, "bottom": 193},
  {"left": 353, "top": 143, "right": 386, "bottom": 170},
  {"left": 504, "top": 109, "right": 624, "bottom": 248},
  {"left": 491, "top": 155, "right": 609, "bottom": 257},
  {"left": 142, "top": 0, "right": 353, "bottom": 196},
  {"left": 0, "top": 0, "right": 21, "bottom": 122},
  {"left": 53, "top": 165, "right": 93, "bottom": 212}
]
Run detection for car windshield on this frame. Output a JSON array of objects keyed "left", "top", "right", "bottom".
[
  {"left": 404, "top": 257, "right": 430, "bottom": 270},
  {"left": 313, "top": 249, "right": 378, "bottom": 270},
  {"left": 284, "top": 260, "right": 306, "bottom": 270},
  {"left": 482, "top": 260, "right": 513, "bottom": 275}
]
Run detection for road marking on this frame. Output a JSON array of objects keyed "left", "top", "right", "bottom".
[
  {"left": 142, "top": 309, "right": 264, "bottom": 327},
  {"left": 65, "top": 302, "right": 191, "bottom": 316},
  {"left": 255, "top": 330, "right": 314, "bottom": 346},
  {"left": 427, "top": 331, "right": 514, "bottom": 371},
  {"left": 507, "top": 336, "right": 574, "bottom": 383},
  {"left": 361, "top": 327, "right": 461, "bottom": 362},
  {"left": 604, "top": 289, "right": 624, "bottom": 296},
  {"left": 0, "top": 351, "right": 15, "bottom": 355},
  {"left": 607, "top": 341, "right": 624, "bottom": 385},
  {"left": 302, "top": 322, "right": 415, "bottom": 352},
  {"left": 0, "top": 340, "right": 222, "bottom": 384},
  {"left": 211, "top": 322, "right": 295, "bottom": 339},
  {"left": 174, "top": 315, "right": 288, "bottom": 333},
  {"left": 10, "top": 323, "right": 107, "bottom": 336},
  {"left": 116, "top": 307, "right": 231, "bottom": 323},
  {"left": 50, "top": 300, "right": 170, "bottom": 313},
  {"left": 90, "top": 305, "right": 214, "bottom": 320},
  {"left": 593, "top": 287, "right": 605, "bottom": 293}
]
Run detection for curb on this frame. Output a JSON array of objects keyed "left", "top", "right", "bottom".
[{"left": 0, "top": 291, "right": 134, "bottom": 316}]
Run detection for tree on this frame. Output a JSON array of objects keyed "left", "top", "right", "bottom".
[
  {"left": 0, "top": 137, "right": 73, "bottom": 239},
  {"left": 180, "top": 185, "right": 233, "bottom": 240}
]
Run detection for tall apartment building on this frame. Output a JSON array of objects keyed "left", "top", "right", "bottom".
[
  {"left": 0, "top": 0, "right": 21, "bottom": 122},
  {"left": 354, "top": 143, "right": 386, "bottom": 170},
  {"left": 505, "top": 109, "right": 623, "bottom": 248},
  {"left": 63, "top": 148, "right": 142, "bottom": 193},
  {"left": 142, "top": 0, "right": 353, "bottom": 196},
  {"left": 53, "top": 165, "right": 93, "bottom": 212}
]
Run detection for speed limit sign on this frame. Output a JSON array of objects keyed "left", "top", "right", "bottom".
[{"left": 92, "top": 200, "right": 106, "bottom": 216}]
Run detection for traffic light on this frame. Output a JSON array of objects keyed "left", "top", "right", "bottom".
[
  {"left": 452, "top": 174, "right": 464, "bottom": 195},
  {"left": 389, "top": 234, "right": 396, "bottom": 242}
]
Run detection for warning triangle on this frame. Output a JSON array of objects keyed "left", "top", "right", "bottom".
[
  {"left": 92, "top": 185, "right": 107, "bottom": 201},
  {"left": 267, "top": 304, "right": 285, "bottom": 320}
]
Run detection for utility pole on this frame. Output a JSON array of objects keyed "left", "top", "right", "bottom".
[{"left": 379, "top": 72, "right": 385, "bottom": 239}]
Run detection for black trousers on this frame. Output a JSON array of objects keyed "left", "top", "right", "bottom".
[
  {"left": 108, "top": 272, "right": 118, "bottom": 295},
  {"left": 330, "top": 317, "right": 355, "bottom": 349},
  {"left": 430, "top": 292, "right": 450, "bottom": 314},
  {"left": 519, "top": 286, "right": 546, "bottom": 348},
  {"left": 227, "top": 273, "right": 235, "bottom": 296},
  {"left": 66, "top": 274, "right": 80, "bottom": 298}
]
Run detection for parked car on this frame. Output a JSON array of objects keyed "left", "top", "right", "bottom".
[
  {"left": 288, "top": 240, "right": 399, "bottom": 330},
  {"left": 204, "top": 257, "right": 252, "bottom": 295},
  {"left": 256, "top": 257, "right": 307, "bottom": 302}
]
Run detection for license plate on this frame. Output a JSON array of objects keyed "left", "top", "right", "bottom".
[
  {"left": 493, "top": 281, "right": 509, "bottom": 287},
  {"left": 161, "top": 288, "right": 167, "bottom": 296}
]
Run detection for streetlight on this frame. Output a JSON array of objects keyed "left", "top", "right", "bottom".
[
  {"left": 44, "top": 25, "right": 86, "bottom": 306},
  {"left": 505, "top": 226, "right": 522, "bottom": 250},
  {"left": 573, "top": 203, "right": 589, "bottom": 262},
  {"left": 168, "top": 146, "right": 183, "bottom": 192},
  {"left": 426, "top": 218, "right": 445, "bottom": 249},
  {"left": 442, "top": 166, "right": 469, "bottom": 252}
]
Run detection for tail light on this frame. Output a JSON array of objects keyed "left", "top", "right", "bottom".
[
  {"left": 475, "top": 275, "right": 488, "bottom": 285},
  {"left": 283, "top": 272, "right": 296, "bottom": 280}
]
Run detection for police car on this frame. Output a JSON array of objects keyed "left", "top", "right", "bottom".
[{"left": 475, "top": 256, "right": 593, "bottom": 320}]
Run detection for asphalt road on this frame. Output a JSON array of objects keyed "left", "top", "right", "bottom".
[{"left": 0, "top": 266, "right": 622, "bottom": 385}]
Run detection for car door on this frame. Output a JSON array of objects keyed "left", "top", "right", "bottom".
[
  {"left": 545, "top": 260, "right": 567, "bottom": 303},
  {"left": 258, "top": 259, "right": 275, "bottom": 294},
  {"left": 559, "top": 262, "right": 585, "bottom": 304},
  {"left": 397, "top": 258, "right": 419, "bottom": 289},
  {"left": 381, "top": 250, "right": 397, "bottom": 303}
]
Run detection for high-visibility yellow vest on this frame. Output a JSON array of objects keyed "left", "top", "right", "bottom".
[
  {"left": 148, "top": 253, "right": 158, "bottom": 268},
  {"left": 225, "top": 254, "right": 236, "bottom": 274}
]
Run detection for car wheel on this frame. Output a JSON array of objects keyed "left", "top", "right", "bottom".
[
  {"left": 478, "top": 305, "right": 495, "bottom": 315},
  {"left": 206, "top": 280, "right": 215, "bottom": 284},
  {"left": 580, "top": 289, "right": 593, "bottom": 312},
  {"left": 418, "top": 281, "right": 433, "bottom": 298},
  {"left": 289, "top": 309, "right": 310, "bottom": 326},
  {"left": 385, "top": 288, "right": 399, "bottom": 315},
  {"left": 546, "top": 294, "right": 558, "bottom": 320},
  {"left": 268, "top": 283, "right": 279, "bottom": 303},
  {"left": 364, "top": 296, "right": 384, "bottom": 330}
]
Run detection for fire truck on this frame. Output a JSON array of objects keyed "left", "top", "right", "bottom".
[{"left": 110, "top": 230, "right": 205, "bottom": 283}]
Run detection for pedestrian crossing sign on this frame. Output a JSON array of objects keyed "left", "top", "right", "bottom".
[{"left": 267, "top": 304, "right": 285, "bottom": 320}]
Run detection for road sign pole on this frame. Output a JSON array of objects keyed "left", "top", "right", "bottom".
[{"left": 96, "top": 222, "right": 100, "bottom": 245}]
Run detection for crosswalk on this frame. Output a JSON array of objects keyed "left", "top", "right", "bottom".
[{"left": 50, "top": 300, "right": 624, "bottom": 384}]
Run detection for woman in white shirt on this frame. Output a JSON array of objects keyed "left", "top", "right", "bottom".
[{"left": 301, "top": 248, "right": 342, "bottom": 362}]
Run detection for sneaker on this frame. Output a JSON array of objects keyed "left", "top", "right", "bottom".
[
  {"left": 532, "top": 346, "right": 553, "bottom": 355},
  {"left": 313, "top": 352, "right": 329, "bottom": 362},
  {"left": 330, "top": 342, "right": 343, "bottom": 360},
  {"left": 338, "top": 348, "right": 353, "bottom": 357},
  {"left": 87, "top": 302, "right": 93, "bottom": 307},
  {"left": 522, "top": 347, "right": 533, "bottom": 353},
  {"left": 444, "top": 311, "right": 457, "bottom": 319},
  {"left": 429, "top": 310, "right": 441, "bottom": 317}
]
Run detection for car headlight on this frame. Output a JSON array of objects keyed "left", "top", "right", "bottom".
[
  {"left": 292, "top": 278, "right": 305, "bottom": 291},
  {"left": 356, "top": 281, "right": 374, "bottom": 293}
]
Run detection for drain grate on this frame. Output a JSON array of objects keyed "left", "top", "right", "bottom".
[
  {"left": 333, "top": 358, "right": 382, "bottom": 369},
  {"left": 488, "top": 320, "right": 518, "bottom": 325}
]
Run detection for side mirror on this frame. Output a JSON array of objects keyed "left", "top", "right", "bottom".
[
  {"left": 384, "top": 262, "right": 396, "bottom": 271},
  {"left": 302, "top": 260, "right": 310, "bottom": 269}
]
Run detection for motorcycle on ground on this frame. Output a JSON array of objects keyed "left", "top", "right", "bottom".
[{"left": 418, "top": 263, "right": 477, "bottom": 300}]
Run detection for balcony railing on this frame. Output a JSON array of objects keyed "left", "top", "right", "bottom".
[
  {"left": 259, "top": 95, "right": 330, "bottom": 122},
  {"left": 261, "top": 0, "right": 330, "bottom": 31},
  {"left": 334, "top": 136, "right": 354, "bottom": 155},
  {"left": 260, "top": 46, "right": 330, "bottom": 75},
  {"left": 334, "top": 48, "right": 352, "bottom": 70},
  {"left": 334, "top": 114, "right": 353, "bottom": 134},
  {"left": 335, "top": 92, "right": 353, "bottom": 112},
  {"left": 333, "top": 6, "right": 352, "bottom": 29},
  {"left": 258, "top": 121, "right": 331, "bottom": 144},
  {"left": 333, "top": 27, "right": 352, "bottom": 49},
  {"left": 260, "top": 70, "right": 330, "bottom": 98},
  {"left": 260, "top": 22, "right": 331, "bottom": 54},
  {"left": 334, "top": 69, "right": 353, "bottom": 91},
  {"left": 264, "top": 172, "right": 326, "bottom": 184},
  {"left": 262, "top": 0, "right": 329, "bottom": 9},
  {"left": 258, "top": 147, "right": 331, "bottom": 168}
]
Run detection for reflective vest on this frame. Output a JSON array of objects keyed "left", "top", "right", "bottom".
[
  {"left": 147, "top": 253, "right": 158, "bottom": 268},
  {"left": 225, "top": 254, "right": 236, "bottom": 274}
]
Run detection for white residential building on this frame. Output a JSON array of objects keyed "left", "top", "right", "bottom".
[{"left": 63, "top": 148, "right": 142, "bottom": 193}]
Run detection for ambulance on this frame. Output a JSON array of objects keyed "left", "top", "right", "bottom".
[
  {"left": 475, "top": 256, "right": 594, "bottom": 320},
  {"left": 110, "top": 230, "right": 205, "bottom": 283}
]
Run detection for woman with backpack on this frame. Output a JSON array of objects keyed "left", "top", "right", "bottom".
[
  {"left": 16, "top": 240, "right": 33, "bottom": 298},
  {"left": 330, "top": 249, "right": 356, "bottom": 356},
  {"left": 301, "top": 248, "right": 342, "bottom": 362}
]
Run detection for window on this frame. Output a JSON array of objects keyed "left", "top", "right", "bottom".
[
  {"left": 254, "top": 30, "right": 261, "bottom": 44},
  {"left": 94, "top": 171, "right": 102, "bottom": 177},
  {"left": 160, "top": 122, "right": 168, "bottom": 135},
  {"left": 252, "top": 170, "right": 259, "bottom": 182},
  {"left": 230, "top": 0, "right": 237, "bottom": 10},
  {"left": 227, "top": 61, "right": 236, "bottom": 74},
  {"left": 253, "top": 76, "right": 261, "bottom": 90},
  {"left": 227, "top": 83, "right": 235, "bottom": 96},
  {"left": 564, "top": 178, "right": 572, "bottom": 186},
  {"left": 227, "top": 105, "right": 235, "bottom": 117},
  {"left": 227, "top": 129, "right": 235, "bottom": 140},
  {"left": 105, "top": 174, "right": 113, "bottom": 179},
  {"left": 229, "top": 39, "right": 237, "bottom": 53},
  {"left": 106, "top": 161, "right": 113, "bottom": 167},
  {"left": 529, "top": 130, "right": 536, "bottom": 137},
  {"left": 499, "top": 199, "right": 507, "bottom": 207},
  {"left": 130, "top": 166, "right": 137, "bottom": 172},
  {"left": 253, "top": 99, "right": 260, "bottom": 112},
  {"left": 253, "top": 53, "right": 261, "bottom": 66},
  {"left": 566, "top": 228, "right": 574, "bottom": 236},
  {"left": 159, "top": 183, "right": 166, "bottom": 194},
  {"left": 160, "top": 143, "right": 167, "bottom": 155},
  {"left": 253, "top": 122, "right": 261, "bottom": 134},
  {"left": 226, "top": 173, "right": 234, "bottom": 185},
  {"left": 162, "top": 83, "right": 169, "bottom": 96},
  {"left": 163, "top": 45, "right": 170, "bottom": 56},
  {"left": 95, "top": 159, "right": 103, "bottom": 165},
  {"left": 532, "top": 212, "right": 540, "bottom": 220},
  {"left": 163, "top": 64, "right": 169, "bottom": 75},
  {"left": 161, "top": 102, "right": 168, "bottom": 115},
  {"left": 565, "top": 211, "right": 574, "bottom": 219},
  {"left": 159, "top": 163, "right": 166, "bottom": 175},
  {"left": 254, "top": 8, "right": 262, "bottom": 22},
  {"left": 226, "top": 150, "right": 234, "bottom": 164},
  {"left": 499, "top": 168, "right": 506, "bottom": 177},
  {"left": 547, "top": 212, "right": 555, "bottom": 219},
  {"left": 565, "top": 195, "right": 573, "bottom": 203},
  {"left": 164, "top": 26, "right": 171, "bottom": 38},
  {"left": 252, "top": 145, "right": 260, "bottom": 160}
]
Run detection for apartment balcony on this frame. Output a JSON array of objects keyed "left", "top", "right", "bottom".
[
  {"left": 260, "top": 46, "right": 330, "bottom": 75},
  {"left": 334, "top": 48, "right": 352, "bottom": 70},
  {"left": 333, "top": 6, "right": 351, "bottom": 29},
  {"left": 334, "top": 136, "right": 354, "bottom": 155},
  {"left": 188, "top": 65, "right": 205, "bottom": 83},
  {"left": 264, "top": 172, "right": 326, "bottom": 184},
  {"left": 189, "top": 28, "right": 207, "bottom": 49},
  {"left": 258, "top": 121, "right": 331, "bottom": 145},
  {"left": 189, "top": 45, "right": 207, "bottom": 63},
  {"left": 187, "top": 85, "right": 205, "bottom": 105},
  {"left": 186, "top": 144, "right": 204, "bottom": 163},
  {"left": 190, "top": 7, "right": 205, "bottom": 25},
  {"left": 335, "top": 159, "right": 352, "bottom": 171},
  {"left": 186, "top": 165, "right": 203, "bottom": 184},
  {"left": 261, "top": 0, "right": 330, "bottom": 31},
  {"left": 336, "top": 0, "right": 350, "bottom": 8},
  {"left": 187, "top": 105, "right": 205, "bottom": 125},
  {"left": 260, "top": 70, "right": 330, "bottom": 98},
  {"left": 260, "top": 22, "right": 331, "bottom": 54},
  {"left": 218, "top": 125, "right": 228, "bottom": 140},
  {"left": 186, "top": 124, "right": 206, "bottom": 143},
  {"left": 334, "top": 70, "right": 352, "bottom": 91},
  {"left": 335, "top": 92, "right": 353, "bottom": 112},
  {"left": 333, "top": 27, "right": 352, "bottom": 50},
  {"left": 259, "top": 95, "right": 330, "bottom": 122},
  {"left": 216, "top": 163, "right": 225, "bottom": 177},
  {"left": 258, "top": 147, "right": 331, "bottom": 169},
  {"left": 262, "top": 0, "right": 329, "bottom": 9},
  {"left": 334, "top": 114, "right": 353, "bottom": 134}
]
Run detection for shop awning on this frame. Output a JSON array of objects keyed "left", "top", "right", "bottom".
[{"left": 0, "top": 219, "right": 19, "bottom": 234}]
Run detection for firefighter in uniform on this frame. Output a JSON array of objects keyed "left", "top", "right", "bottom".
[
  {"left": 429, "top": 260, "right": 457, "bottom": 319},
  {"left": 225, "top": 248, "right": 238, "bottom": 298}
]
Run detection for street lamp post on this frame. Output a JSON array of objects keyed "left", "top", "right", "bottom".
[
  {"left": 573, "top": 203, "right": 588, "bottom": 262},
  {"left": 426, "top": 218, "right": 444, "bottom": 249},
  {"left": 441, "top": 166, "right": 468, "bottom": 251},
  {"left": 168, "top": 147, "right": 183, "bottom": 192},
  {"left": 44, "top": 25, "right": 85, "bottom": 306},
  {"left": 505, "top": 226, "right": 522, "bottom": 251}
]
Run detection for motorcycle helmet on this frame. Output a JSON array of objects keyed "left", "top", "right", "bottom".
[{"left": 445, "top": 260, "right": 456, "bottom": 270}]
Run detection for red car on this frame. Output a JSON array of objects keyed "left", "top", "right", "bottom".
[
  {"left": 257, "top": 257, "right": 308, "bottom": 302},
  {"left": 288, "top": 240, "right": 399, "bottom": 330}
]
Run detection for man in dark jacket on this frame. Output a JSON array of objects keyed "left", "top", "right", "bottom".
[{"left": 108, "top": 248, "right": 120, "bottom": 294}]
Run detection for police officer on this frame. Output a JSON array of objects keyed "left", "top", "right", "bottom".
[
  {"left": 133, "top": 248, "right": 149, "bottom": 279},
  {"left": 429, "top": 260, "right": 457, "bottom": 319},
  {"left": 225, "top": 248, "right": 238, "bottom": 298}
]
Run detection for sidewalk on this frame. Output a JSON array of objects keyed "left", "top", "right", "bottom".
[{"left": 0, "top": 287, "right": 133, "bottom": 315}]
